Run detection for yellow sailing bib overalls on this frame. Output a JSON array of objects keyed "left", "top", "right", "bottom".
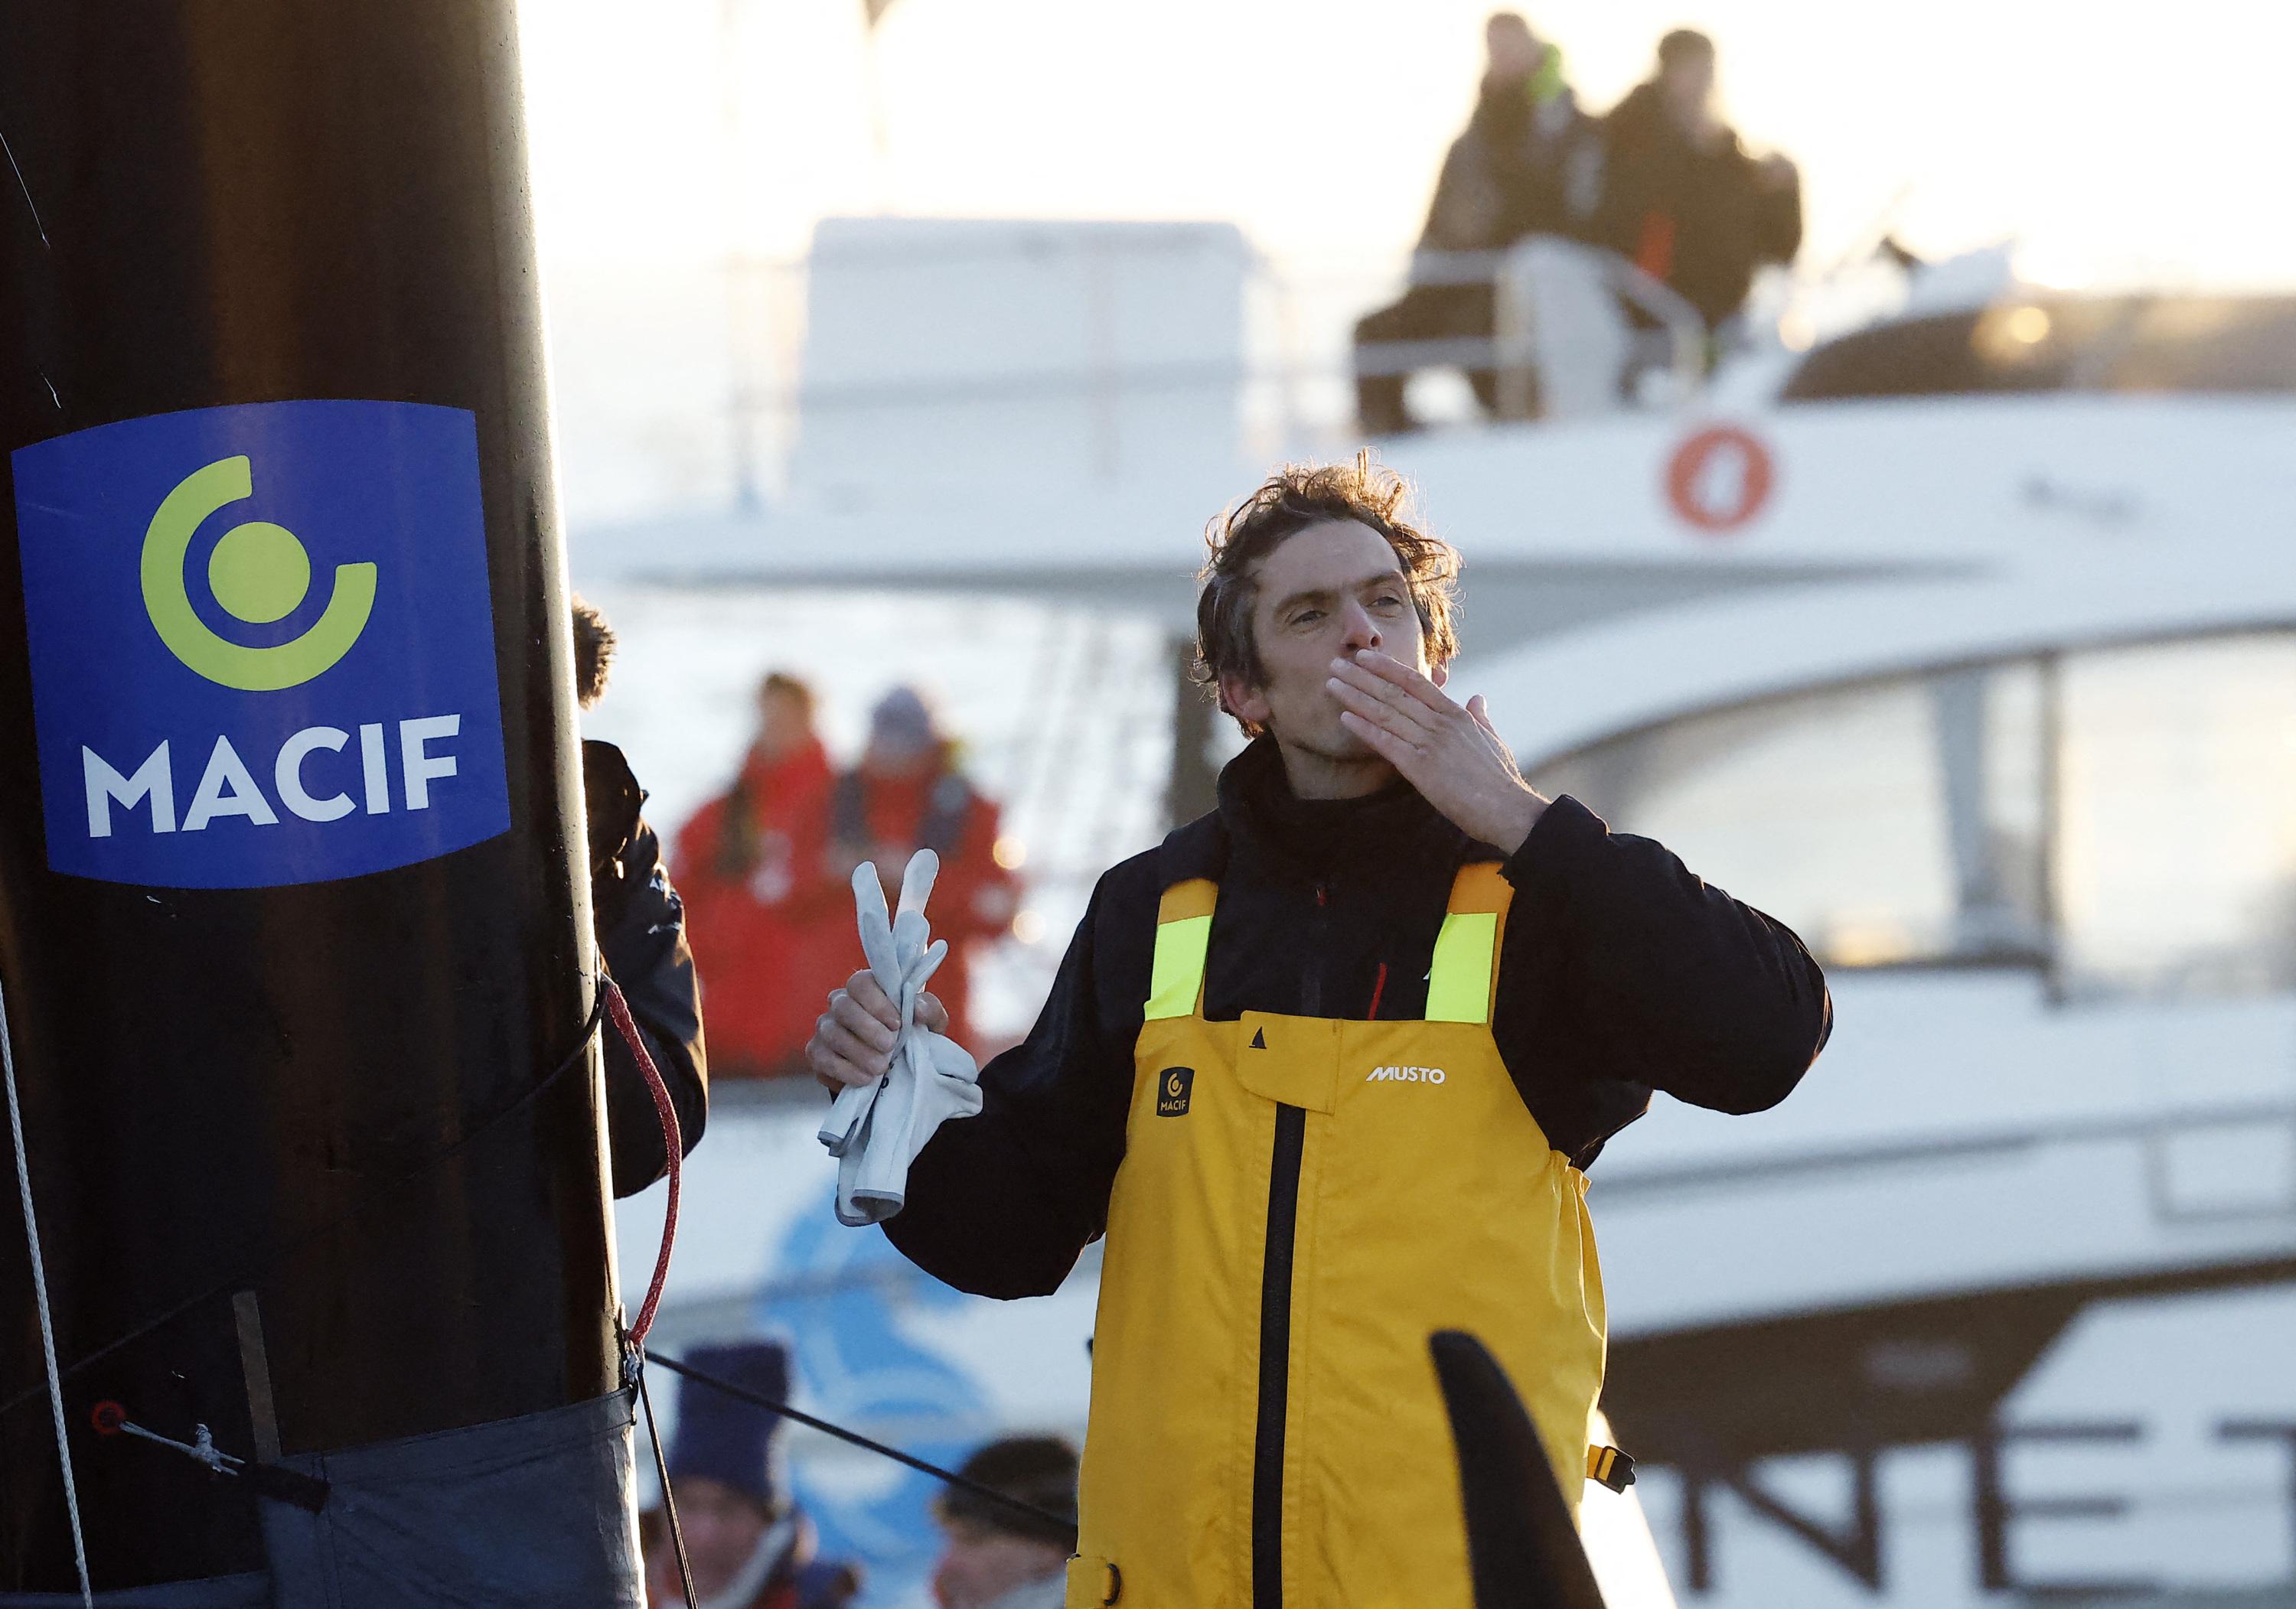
[{"left": 1067, "top": 860, "right": 1608, "bottom": 1608}]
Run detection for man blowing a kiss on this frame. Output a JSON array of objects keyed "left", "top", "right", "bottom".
[{"left": 809, "top": 454, "right": 1831, "bottom": 1607}]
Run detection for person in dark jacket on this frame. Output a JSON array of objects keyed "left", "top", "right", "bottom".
[
  {"left": 806, "top": 458, "right": 1832, "bottom": 1603},
  {"left": 572, "top": 597, "right": 708, "bottom": 1198},
  {"left": 1354, "top": 11, "right": 1600, "bottom": 433},
  {"left": 1588, "top": 28, "right": 1802, "bottom": 335}
]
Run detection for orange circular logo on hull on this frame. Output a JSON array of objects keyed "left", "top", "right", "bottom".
[{"left": 1666, "top": 424, "right": 1776, "bottom": 534}]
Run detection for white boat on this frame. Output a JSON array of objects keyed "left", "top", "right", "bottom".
[{"left": 582, "top": 218, "right": 2296, "bottom": 1607}]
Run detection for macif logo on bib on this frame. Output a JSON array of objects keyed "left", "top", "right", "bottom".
[{"left": 12, "top": 399, "right": 510, "bottom": 888}]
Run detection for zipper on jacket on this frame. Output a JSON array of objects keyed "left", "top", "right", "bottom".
[
  {"left": 1252, "top": 1101, "right": 1307, "bottom": 1609},
  {"left": 1252, "top": 875, "right": 1330, "bottom": 1604},
  {"left": 1302, "top": 881, "right": 1331, "bottom": 1015}
]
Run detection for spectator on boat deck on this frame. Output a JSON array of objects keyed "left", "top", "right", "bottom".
[
  {"left": 676, "top": 673, "right": 850, "bottom": 1080},
  {"left": 641, "top": 1342, "right": 862, "bottom": 1609},
  {"left": 1353, "top": 11, "right": 1600, "bottom": 433},
  {"left": 928, "top": 1436, "right": 1078, "bottom": 1609},
  {"left": 829, "top": 686, "right": 1019, "bottom": 1047},
  {"left": 1587, "top": 28, "right": 1802, "bottom": 337},
  {"left": 572, "top": 598, "right": 708, "bottom": 1197}
]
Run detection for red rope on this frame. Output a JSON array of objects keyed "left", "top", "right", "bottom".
[{"left": 604, "top": 978, "right": 680, "bottom": 1349}]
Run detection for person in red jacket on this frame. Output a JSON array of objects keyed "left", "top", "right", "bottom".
[
  {"left": 675, "top": 673, "right": 853, "bottom": 1080},
  {"left": 830, "top": 686, "right": 1019, "bottom": 1047}
]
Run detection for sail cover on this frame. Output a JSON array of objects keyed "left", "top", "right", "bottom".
[{"left": 2, "top": 1392, "right": 641, "bottom": 1607}]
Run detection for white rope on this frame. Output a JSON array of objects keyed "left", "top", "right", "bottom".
[{"left": 0, "top": 973, "right": 96, "bottom": 1607}]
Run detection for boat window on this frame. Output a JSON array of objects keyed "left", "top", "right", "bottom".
[
  {"left": 2056, "top": 634, "right": 2296, "bottom": 1000},
  {"left": 1528, "top": 663, "right": 2047, "bottom": 970},
  {"left": 1780, "top": 295, "right": 2296, "bottom": 402}
]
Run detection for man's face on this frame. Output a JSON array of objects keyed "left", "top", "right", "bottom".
[
  {"left": 667, "top": 1476, "right": 769, "bottom": 1599},
  {"left": 1218, "top": 520, "right": 1442, "bottom": 764},
  {"left": 1660, "top": 57, "right": 1715, "bottom": 129},
  {"left": 930, "top": 1516, "right": 1068, "bottom": 1609},
  {"left": 755, "top": 687, "right": 811, "bottom": 762},
  {"left": 1485, "top": 18, "right": 1541, "bottom": 81},
  {"left": 862, "top": 731, "right": 934, "bottom": 780}
]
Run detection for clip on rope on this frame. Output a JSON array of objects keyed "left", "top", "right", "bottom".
[
  {"left": 90, "top": 1400, "right": 329, "bottom": 1513},
  {"left": 2, "top": 972, "right": 95, "bottom": 1608}
]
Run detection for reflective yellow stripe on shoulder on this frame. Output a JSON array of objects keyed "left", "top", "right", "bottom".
[
  {"left": 1144, "top": 878, "right": 1217, "bottom": 1021},
  {"left": 1426, "top": 863, "right": 1511, "bottom": 1024}
]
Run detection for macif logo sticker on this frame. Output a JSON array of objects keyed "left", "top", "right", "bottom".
[
  {"left": 1156, "top": 1066, "right": 1195, "bottom": 1117},
  {"left": 12, "top": 399, "right": 510, "bottom": 888}
]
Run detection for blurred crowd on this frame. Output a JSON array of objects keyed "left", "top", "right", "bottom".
[
  {"left": 570, "top": 598, "right": 1022, "bottom": 1226},
  {"left": 641, "top": 1341, "right": 1077, "bottom": 1609},
  {"left": 672, "top": 673, "right": 1022, "bottom": 1080},
  {"left": 1355, "top": 14, "right": 1802, "bottom": 431}
]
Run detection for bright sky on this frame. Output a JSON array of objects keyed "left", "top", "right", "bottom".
[{"left": 517, "top": 0, "right": 2296, "bottom": 289}]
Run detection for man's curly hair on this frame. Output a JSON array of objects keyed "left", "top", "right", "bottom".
[
  {"left": 570, "top": 594, "right": 616, "bottom": 710},
  {"left": 1194, "top": 452, "right": 1461, "bottom": 738}
]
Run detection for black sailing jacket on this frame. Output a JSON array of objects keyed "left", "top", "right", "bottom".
[
  {"left": 583, "top": 739, "right": 709, "bottom": 1199},
  {"left": 883, "top": 737, "right": 1831, "bottom": 1296},
  {"left": 1588, "top": 81, "right": 1803, "bottom": 331}
]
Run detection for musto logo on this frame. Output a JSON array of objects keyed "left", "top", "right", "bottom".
[
  {"left": 1366, "top": 1065, "right": 1446, "bottom": 1084},
  {"left": 12, "top": 400, "right": 509, "bottom": 888}
]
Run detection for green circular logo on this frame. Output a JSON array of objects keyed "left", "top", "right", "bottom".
[
  {"left": 207, "top": 520, "right": 312, "bottom": 624},
  {"left": 142, "top": 456, "right": 377, "bottom": 691}
]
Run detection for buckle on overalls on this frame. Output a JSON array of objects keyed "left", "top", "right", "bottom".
[
  {"left": 1587, "top": 1444, "right": 1637, "bottom": 1493},
  {"left": 1065, "top": 1555, "right": 1121, "bottom": 1604}
]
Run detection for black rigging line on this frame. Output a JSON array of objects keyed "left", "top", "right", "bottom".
[
  {"left": 635, "top": 1351, "right": 701, "bottom": 1609},
  {"left": 647, "top": 1350, "right": 1073, "bottom": 1534}
]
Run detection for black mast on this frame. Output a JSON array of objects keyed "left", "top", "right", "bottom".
[{"left": 0, "top": 1, "right": 619, "bottom": 1592}]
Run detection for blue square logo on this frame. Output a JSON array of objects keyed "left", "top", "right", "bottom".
[{"left": 12, "top": 399, "right": 510, "bottom": 888}]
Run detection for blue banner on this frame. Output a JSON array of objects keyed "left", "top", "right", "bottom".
[{"left": 13, "top": 399, "right": 509, "bottom": 888}]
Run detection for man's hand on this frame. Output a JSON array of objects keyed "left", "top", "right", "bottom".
[
  {"left": 1327, "top": 650, "right": 1548, "bottom": 851},
  {"left": 807, "top": 969, "right": 950, "bottom": 1095}
]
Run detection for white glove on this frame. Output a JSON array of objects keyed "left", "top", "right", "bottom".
[{"left": 817, "top": 849, "right": 983, "bottom": 1226}]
